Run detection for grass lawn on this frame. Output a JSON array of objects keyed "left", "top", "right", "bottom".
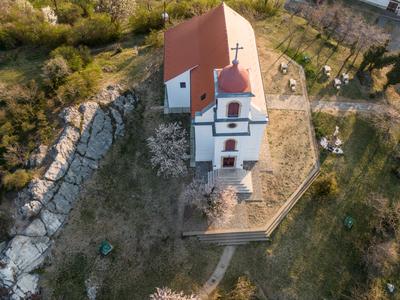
[
  {"left": 253, "top": 12, "right": 395, "bottom": 101},
  {"left": 216, "top": 113, "right": 400, "bottom": 299},
  {"left": 40, "top": 66, "right": 221, "bottom": 299}
]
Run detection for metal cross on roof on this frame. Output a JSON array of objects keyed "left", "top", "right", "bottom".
[{"left": 231, "top": 43, "right": 244, "bottom": 65}]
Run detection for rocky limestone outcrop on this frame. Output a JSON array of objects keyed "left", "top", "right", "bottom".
[{"left": 0, "top": 86, "right": 137, "bottom": 299}]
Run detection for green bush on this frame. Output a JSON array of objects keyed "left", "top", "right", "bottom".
[
  {"left": 0, "top": 14, "right": 70, "bottom": 50},
  {"left": 313, "top": 173, "right": 339, "bottom": 199},
  {"left": 2, "top": 169, "right": 32, "bottom": 191},
  {"left": 57, "top": 2, "right": 84, "bottom": 25},
  {"left": 168, "top": 0, "right": 220, "bottom": 18},
  {"left": 50, "top": 45, "right": 92, "bottom": 71},
  {"left": 42, "top": 56, "right": 72, "bottom": 90},
  {"left": 227, "top": 0, "right": 283, "bottom": 18},
  {"left": 129, "top": 6, "right": 164, "bottom": 34},
  {"left": 57, "top": 64, "right": 101, "bottom": 104},
  {"left": 144, "top": 30, "right": 164, "bottom": 48},
  {"left": 70, "top": 13, "right": 121, "bottom": 46},
  {"left": 0, "top": 81, "right": 51, "bottom": 171}
]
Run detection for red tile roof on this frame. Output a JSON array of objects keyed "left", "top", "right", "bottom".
[{"left": 164, "top": 4, "right": 230, "bottom": 116}]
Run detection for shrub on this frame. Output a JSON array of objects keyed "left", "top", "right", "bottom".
[
  {"left": 57, "top": 64, "right": 101, "bottom": 104},
  {"left": 0, "top": 7, "right": 70, "bottom": 50},
  {"left": 227, "top": 0, "right": 284, "bottom": 18},
  {"left": 42, "top": 56, "right": 71, "bottom": 90},
  {"left": 70, "top": 13, "right": 121, "bottom": 46},
  {"left": 0, "top": 81, "right": 51, "bottom": 173},
  {"left": 129, "top": 6, "right": 164, "bottom": 34},
  {"left": 2, "top": 169, "right": 32, "bottom": 191},
  {"left": 312, "top": 173, "right": 339, "bottom": 199},
  {"left": 57, "top": 2, "right": 84, "bottom": 25},
  {"left": 168, "top": 0, "right": 220, "bottom": 18},
  {"left": 144, "top": 30, "right": 164, "bottom": 48},
  {"left": 50, "top": 45, "right": 92, "bottom": 71},
  {"left": 227, "top": 276, "right": 257, "bottom": 300}
]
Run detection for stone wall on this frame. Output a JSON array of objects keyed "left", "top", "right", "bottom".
[{"left": 0, "top": 85, "right": 137, "bottom": 299}]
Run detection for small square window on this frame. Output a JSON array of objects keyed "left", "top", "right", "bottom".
[
  {"left": 180, "top": 82, "right": 186, "bottom": 88},
  {"left": 200, "top": 93, "right": 207, "bottom": 100}
]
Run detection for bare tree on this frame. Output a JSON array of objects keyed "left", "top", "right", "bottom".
[
  {"left": 147, "top": 122, "right": 189, "bottom": 178},
  {"left": 150, "top": 287, "right": 199, "bottom": 300}
]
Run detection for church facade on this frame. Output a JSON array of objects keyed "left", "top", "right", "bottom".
[{"left": 163, "top": 3, "right": 268, "bottom": 170}]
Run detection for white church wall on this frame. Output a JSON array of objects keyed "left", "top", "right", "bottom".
[
  {"left": 216, "top": 96, "right": 251, "bottom": 119},
  {"left": 213, "top": 137, "right": 243, "bottom": 169},
  {"left": 165, "top": 69, "right": 191, "bottom": 109},
  {"left": 215, "top": 121, "right": 248, "bottom": 134},
  {"left": 194, "top": 125, "right": 214, "bottom": 161},
  {"left": 212, "top": 123, "right": 264, "bottom": 169},
  {"left": 240, "top": 123, "right": 266, "bottom": 161}
]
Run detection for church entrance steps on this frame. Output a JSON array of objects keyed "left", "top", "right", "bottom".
[
  {"left": 207, "top": 168, "right": 253, "bottom": 194},
  {"left": 185, "top": 230, "right": 269, "bottom": 246}
]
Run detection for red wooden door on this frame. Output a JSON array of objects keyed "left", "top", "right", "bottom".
[{"left": 223, "top": 157, "right": 235, "bottom": 168}]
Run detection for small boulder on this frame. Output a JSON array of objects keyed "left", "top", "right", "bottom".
[
  {"left": 28, "top": 145, "right": 48, "bottom": 168},
  {"left": 20, "top": 201, "right": 42, "bottom": 218}
]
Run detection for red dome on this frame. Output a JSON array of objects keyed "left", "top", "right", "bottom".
[{"left": 218, "top": 63, "right": 250, "bottom": 93}]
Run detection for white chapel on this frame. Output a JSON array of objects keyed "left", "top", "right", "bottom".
[{"left": 163, "top": 3, "right": 268, "bottom": 180}]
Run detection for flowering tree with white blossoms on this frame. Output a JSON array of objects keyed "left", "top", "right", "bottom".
[
  {"left": 149, "top": 287, "right": 199, "bottom": 300},
  {"left": 206, "top": 184, "right": 237, "bottom": 226},
  {"left": 41, "top": 6, "right": 58, "bottom": 24},
  {"left": 185, "top": 180, "right": 238, "bottom": 226},
  {"left": 147, "top": 122, "right": 189, "bottom": 178}
]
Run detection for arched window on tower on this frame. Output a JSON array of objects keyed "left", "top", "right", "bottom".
[
  {"left": 227, "top": 102, "right": 240, "bottom": 118},
  {"left": 225, "top": 139, "right": 236, "bottom": 151}
]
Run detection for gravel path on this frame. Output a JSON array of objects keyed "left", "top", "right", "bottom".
[
  {"left": 199, "top": 246, "right": 236, "bottom": 299},
  {"left": 311, "top": 100, "right": 399, "bottom": 117}
]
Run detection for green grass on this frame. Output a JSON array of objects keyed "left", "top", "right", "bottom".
[
  {"left": 41, "top": 67, "right": 221, "bottom": 299},
  {"left": 0, "top": 47, "right": 48, "bottom": 85},
  {"left": 218, "top": 113, "right": 400, "bottom": 299},
  {"left": 253, "top": 13, "right": 381, "bottom": 100}
]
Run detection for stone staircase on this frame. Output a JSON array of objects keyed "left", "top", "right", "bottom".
[
  {"left": 196, "top": 231, "right": 269, "bottom": 246},
  {"left": 207, "top": 168, "right": 253, "bottom": 194}
]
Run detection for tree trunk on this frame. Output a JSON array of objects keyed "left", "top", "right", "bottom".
[
  {"left": 293, "top": 23, "right": 310, "bottom": 58},
  {"left": 52, "top": 0, "right": 59, "bottom": 14},
  {"left": 347, "top": 47, "right": 362, "bottom": 73},
  {"left": 337, "top": 50, "right": 355, "bottom": 77}
]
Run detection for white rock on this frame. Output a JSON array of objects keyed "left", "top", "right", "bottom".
[
  {"left": 85, "top": 110, "right": 113, "bottom": 160},
  {"left": 28, "top": 145, "right": 48, "bottom": 168},
  {"left": 29, "top": 179, "right": 57, "bottom": 204},
  {"left": 40, "top": 210, "right": 65, "bottom": 236},
  {"left": 80, "top": 102, "right": 100, "bottom": 143},
  {"left": 57, "top": 181, "right": 80, "bottom": 204},
  {"left": 64, "top": 155, "right": 94, "bottom": 185},
  {"left": 45, "top": 126, "right": 80, "bottom": 181},
  {"left": 12, "top": 273, "right": 39, "bottom": 299},
  {"left": 60, "top": 106, "right": 82, "bottom": 128},
  {"left": 20, "top": 201, "right": 42, "bottom": 218},
  {"left": 4, "top": 235, "right": 50, "bottom": 273},
  {"left": 110, "top": 107, "right": 125, "bottom": 138},
  {"left": 23, "top": 219, "right": 47, "bottom": 237}
]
